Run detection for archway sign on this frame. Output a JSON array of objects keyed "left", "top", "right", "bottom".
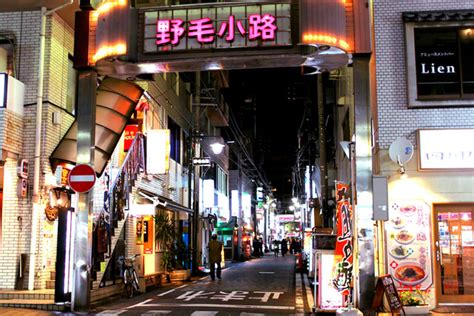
[{"left": 74, "top": 0, "right": 355, "bottom": 77}]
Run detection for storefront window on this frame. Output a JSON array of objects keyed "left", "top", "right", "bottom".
[
  {"left": 434, "top": 203, "right": 474, "bottom": 303},
  {"left": 414, "top": 27, "right": 474, "bottom": 100},
  {"left": 404, "top": 11, "right": 474, "bottom": 108}
]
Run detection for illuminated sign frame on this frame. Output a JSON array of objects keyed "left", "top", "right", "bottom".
[
  {"left": 418, "top": 129, "right": 474, "bottom": 170},
  {"left": 143, "top": 3, "right": 292, "bottom": 53}
]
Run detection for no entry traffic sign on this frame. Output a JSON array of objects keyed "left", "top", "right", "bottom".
[{"left": 68, "top": 164, "right": 96, "bottom": 193}]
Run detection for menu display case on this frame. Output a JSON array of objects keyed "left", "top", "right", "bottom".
[{"left": 385, "top": 200, "right": 433, "bottom": 290}]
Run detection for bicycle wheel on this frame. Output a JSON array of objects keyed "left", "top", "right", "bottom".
[
  {"left": 131, "top": 269, "right": 140, "bottom": 292},
  {"left": 123, "top": 270, "right": 134, "bottom": 298}
]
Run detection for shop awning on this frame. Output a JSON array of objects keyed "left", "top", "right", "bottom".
[
  {"left": 137, "top": 189, "right": 194, "bottom": 214},
  {"left": 50, "top": 77, "right": 144, "bottom": 176}
]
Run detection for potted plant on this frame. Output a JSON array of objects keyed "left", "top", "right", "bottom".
[
  {"left": 155, "top": 210, "right": 176, "bottom": 282},
  {"left": 399, "top": 289, "right": 431, "bottom": 315},
  {"left": 155, "top": 210, "right": 190, "bottom": 282}
]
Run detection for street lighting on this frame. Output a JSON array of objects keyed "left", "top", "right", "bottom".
[
  {"left": 189, "top": 131, "right": 226, "bottom": 276},
  {"left": 210, "top": 142, "right": 225, "bottom": 155}
]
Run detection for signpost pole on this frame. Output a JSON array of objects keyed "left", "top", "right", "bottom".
[{"left": 72, "top": 70, "right": 97, "bottom": 312}]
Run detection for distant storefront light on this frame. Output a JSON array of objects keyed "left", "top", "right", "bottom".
[
  {"left": 231, "top": 190, "right": 239, "bottom": 217},
  {"left": 242, "top": 192, "right": 252, "bottom": 220},
  {"left": 203, "top": 179, "right": 215, "bottom": 209}
]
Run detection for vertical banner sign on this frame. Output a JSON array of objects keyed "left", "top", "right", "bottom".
[
  {"left": 332, "top": 182, "right": 353, "bottom": 298},
  {"left": 146, "top": 129, "right": 170, "bottom": 174},
  {"left": 124, "top": 124, "right": 139, "bottom": 152}
]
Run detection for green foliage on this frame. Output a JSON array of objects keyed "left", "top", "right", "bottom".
[
  {"left": 154, "top": 210, "right": 175, "bottom": 251},
  {"left": 161, "top": 250, "right": 175, "bottom": 273},
  {"left": 154, "top": 209, "right": 187, "bottom": 272},
  {"left": 399, "top": 289, "right": 427, "bottom": 306}
]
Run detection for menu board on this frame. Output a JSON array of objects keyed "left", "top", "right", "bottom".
[
  {"left": 385, "top": 200, "right": 433, "bottom": 290},
  {"left": 371, "top": 274, "right": 404, "bottom": 313}
]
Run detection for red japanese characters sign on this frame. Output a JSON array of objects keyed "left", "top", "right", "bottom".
[
  {"left": 124, "top": 124, "right": 139, "bottom": 152},
  {"left": 332, "top": 182, "right": 353, "bottom": 297}
]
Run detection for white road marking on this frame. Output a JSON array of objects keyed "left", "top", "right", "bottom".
[
  {"left": 258, "top": 271, "right": 274, "bottom": 274},
  {"left": 190, "top": 312, "right": 218, "bottom": 316},
  {"left": 157, "top": 289, "right": 176, "bottom": 297},
  {"left": 140, "top": 311, "right": 172, "bottom": 315},
  {"left": 127, "top": 298, "right": 154, "bottom": 308},
  {"left": 295, "top": 273, "right": 304, "bottom": 313},
  {"left": 126, "top": 302, "right": 295, "bottom": 310},
  {"left": 157, "top": 284, "right": 188, "bottom": 296},
  {"left": 95, "top": 310, "right": 128, "bottom": 315},
  {"left": 199, "top": 276, "right": 208, "bottom": 280}
]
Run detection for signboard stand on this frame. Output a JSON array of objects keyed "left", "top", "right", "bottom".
[{"left": 371, "top": 274, "right": 405, "bottom": 315}]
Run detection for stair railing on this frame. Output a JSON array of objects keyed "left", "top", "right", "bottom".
[{"left": 92, "top": 132, "right": 146, "bottom": 280}]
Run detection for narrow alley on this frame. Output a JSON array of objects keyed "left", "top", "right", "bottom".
[{"left": 93, "top": 253, "right": 310, "bottom": 315}]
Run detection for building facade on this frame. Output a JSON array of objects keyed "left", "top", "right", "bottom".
[{"left": 373, "top": 0, "right": 474, "bottom": 309}]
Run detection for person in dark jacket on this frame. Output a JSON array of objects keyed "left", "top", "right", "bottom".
[
  {"left": 272, "top": 239, "right": 280, "bottom": 257},
  {"left": 281, "top": 238, "right": 288, "bottom": 257},
  {"left": 208, "top": 234, "right": 223, "bottom": 280}
]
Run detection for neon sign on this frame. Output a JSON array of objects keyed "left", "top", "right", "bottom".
[
  {"left": 156, "top": 14, "right": 277, "bottom": 46},
  {"left": 143, "top": 3, "right": 292, "bottom": 53}
]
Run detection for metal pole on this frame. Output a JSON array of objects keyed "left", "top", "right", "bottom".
[
  {"left": 353, "top": 54, "right": 374, "bottom": 313},
  {"left": 191, "top": 72, "right": 201, "bottom": 275},
  {"left": 317, "top": 74, "right": 327, "bottom": 227},
  {"left": 72, "top": 70, "right": 97, "bottom": 312},
  {"left": 29, "top": 6, "right": 47, "bottom": 291}
]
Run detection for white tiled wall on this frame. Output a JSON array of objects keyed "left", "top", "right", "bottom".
[{"left": 374, "top": 0, "right": 474, "bottom": 149}]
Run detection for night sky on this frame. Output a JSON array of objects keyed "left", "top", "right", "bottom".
[{"left": 226, "top": 67, "right": 317, "bottom": 202}]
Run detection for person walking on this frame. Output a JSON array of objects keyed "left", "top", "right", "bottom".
[
  {"left": 281, "top": 238, "right": 288, "bottom": 257},
  {"left": 208, "top": 234, "right": 223, "bottom": 280},
  {"left": 252, "top": 237, "right": 259, "bottom": 257},
  {"left": 257, "top": 238, "right": 263, "bottom": 257},
  {"left": 272, "top": 239, "right": 280, "bottom": 257}
]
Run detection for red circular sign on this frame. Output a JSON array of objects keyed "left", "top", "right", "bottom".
[{"left": 68, "top": 164, "right": 96, "bottom": 193}]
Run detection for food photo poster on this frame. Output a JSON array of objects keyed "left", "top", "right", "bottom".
[{"left": 385, "top": 200, "right": 433, "bottom": 290}]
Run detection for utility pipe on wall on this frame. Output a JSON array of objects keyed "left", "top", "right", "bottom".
[{"left": 29, "top": 0, "right": 73, "bottom": 291}]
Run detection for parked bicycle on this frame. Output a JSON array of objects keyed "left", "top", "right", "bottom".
[{"left": 119, "top": 254, "right": 140, "bottom": 298}]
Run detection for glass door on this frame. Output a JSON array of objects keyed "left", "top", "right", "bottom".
[{"left": 434, "top": 203, "right": 474, "bottom": 304}]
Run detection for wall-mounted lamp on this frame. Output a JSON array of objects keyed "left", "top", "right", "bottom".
[
  {"left": 192, "top": 131, "right": 226, "bottom": 155},
  {"left": 398, "top": 164, "right": 406, "bottom": 175},
  {"left": 210, "top": 142, "right": 225, "bottom": 155}
]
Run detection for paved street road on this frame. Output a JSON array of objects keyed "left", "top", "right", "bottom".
[{"left": 94, "top": 253, "right": 303, "bottom": 315}]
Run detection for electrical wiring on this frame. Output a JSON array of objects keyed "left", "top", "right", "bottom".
[
  {"left": 150, "top": 79, "right": 194, "bottom": 130},
  {"left": 197, "top": 79, "right": 272, "bottom": 192}
]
